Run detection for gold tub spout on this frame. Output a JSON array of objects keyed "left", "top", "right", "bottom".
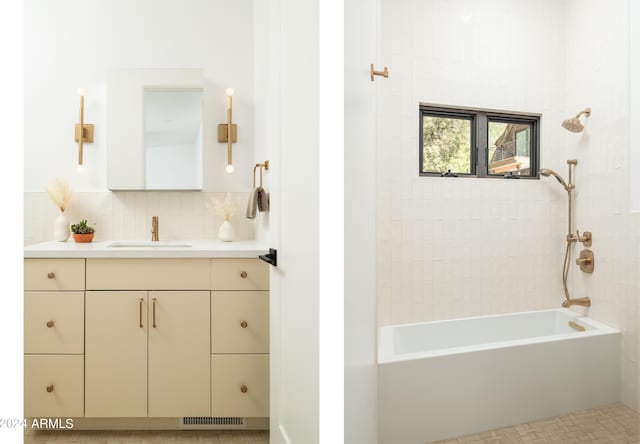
[{"left": 562, "top": 297, "right": 591, "bottom": 308}]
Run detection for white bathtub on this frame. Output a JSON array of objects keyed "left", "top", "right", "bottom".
[{"left": 378, "top": 309, "right": 620, "bottom": 444}]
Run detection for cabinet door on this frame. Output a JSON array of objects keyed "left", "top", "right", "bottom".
[
  {"left": 85, "top": 291, "right": 147, "bottom": 417},
  {"left": 148, "top": 291, "right": 210, "bottom": 417}
]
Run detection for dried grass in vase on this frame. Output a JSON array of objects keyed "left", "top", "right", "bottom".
[
  {"left": 207, "top": 193, "right": 237, "bottom": 222},
  {"left": 45, "top": 178, "right": 72, "bottom": 213}
]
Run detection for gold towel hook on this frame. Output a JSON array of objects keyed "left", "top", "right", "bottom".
[
  {"left": 370, "top": 64, "right": 389, "bottom": 81},
  {"left": 253, "top": 160, "right": 270, "bottom": 188}
]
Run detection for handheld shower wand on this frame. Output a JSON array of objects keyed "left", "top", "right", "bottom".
[
  {"left": 539, "top": 160, "right": 590, "bottom": 308},
  {"left": 539, "top": 168, "right": 570, "bottom": 192}
]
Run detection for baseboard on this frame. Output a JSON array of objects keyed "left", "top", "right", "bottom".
[{"left": 26, "top": 417, "right": 269, "bottom": 431}]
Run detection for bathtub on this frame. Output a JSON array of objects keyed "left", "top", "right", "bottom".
[{"left": 378, "top": 309, "right": 620, "bottom": 444}]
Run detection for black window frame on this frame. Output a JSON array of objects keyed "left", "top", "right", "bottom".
[{"left": 419, "top": 104, "right": 540, "bottom": 179}]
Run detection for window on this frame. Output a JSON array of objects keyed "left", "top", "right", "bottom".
[{"left": 419, "top": 105, "right": 540, "bottom": 178}]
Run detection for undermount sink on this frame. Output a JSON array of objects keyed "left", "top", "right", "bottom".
[{"left": 107, "top": 241, "right": 192, "bottom": 248}]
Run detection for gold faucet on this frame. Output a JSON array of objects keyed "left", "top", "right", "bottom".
[
  {"left": 562, "top": 297, "right": 591, "bottom": 308},
  {"left": 151, "top": 216, "right": 159, "bottom": 241}
]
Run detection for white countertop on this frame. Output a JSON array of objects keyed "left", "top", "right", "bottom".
[{"left": 24, "top": 240, "right": 269, "bottom": 259}]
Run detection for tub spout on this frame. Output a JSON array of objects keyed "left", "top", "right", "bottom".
[{"left": 562, "top": 297, "right": 591, "bottom": 308}]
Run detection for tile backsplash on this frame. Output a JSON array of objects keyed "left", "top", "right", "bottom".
[{"left": 24, "top": 191, "right": 254, "bottom": 246}]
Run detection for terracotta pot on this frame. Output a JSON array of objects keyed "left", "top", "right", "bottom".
[{"left": 73, "top": 233, "right": 94, "bottom": 243}]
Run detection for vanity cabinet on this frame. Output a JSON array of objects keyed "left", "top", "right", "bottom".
[{"left": 24, "top": 256, "right": 269, "bottom": 421}]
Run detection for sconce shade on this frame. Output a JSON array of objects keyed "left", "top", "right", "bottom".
[
  {"left": 219, "top": 87, "right": 237, "bottom": 173},
  {"left": 75, "top": 90, "right": 94, "bottom": 168}
]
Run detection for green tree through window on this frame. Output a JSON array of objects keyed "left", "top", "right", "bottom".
[{"left": 422, "top": 116, "right": 471, "bottom": 174}]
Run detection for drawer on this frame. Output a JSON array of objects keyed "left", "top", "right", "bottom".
[
  {"left": 212, "top": 291, "right": 269, "bottom": 354},
  {"left": 24, "top": 292, "right": 84, "bottom": 354},
  {"left": 24, "top": 355, "right": 84, "bottom": 418},
  {"left": 86, "top": 259, "right": 210, "bottom": 290},
  {"left": 24, "top": 259, "right": 85, "bottom": 291},
  {"left": 211, "top": 259, "right": 269, "bottom": 290},
  {"left": 211, "top": 355, "right": 269, "bottom": 417}
]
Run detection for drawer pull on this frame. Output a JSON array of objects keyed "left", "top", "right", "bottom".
[
  {"left": 46, "top": 384, "right": 54, "bottom": 393},
  {"left": 47, "top": 272, "right": 55, "bottom": 279},
  {"left": 152, "top": 298, "right": 157, "bottom": 328},
  {"left": 240, "top": 384, "right": 248, "bottom": 393},
  {"left": 240, "top": 271, "right": 248, "bottom": 278},
  {"left": 139, "top": 298, "right": 144, "bottom": 328},
  {"left": 240, "top": 320, "right": 248, "bottom": 328},
  {"left": 46, "top": 320, "right": 55, "bottom": 328}
]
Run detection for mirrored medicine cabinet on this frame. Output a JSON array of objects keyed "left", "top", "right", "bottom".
[{"left": 106, "top": 69, "right": 204, "bottom": 190}]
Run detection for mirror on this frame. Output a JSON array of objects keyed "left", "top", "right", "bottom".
[
  {"left": 107, "top": 69, "right": 204, "bottom": 190},
  {"left": 144, "top": 89, "right": 203, "bottom": 190}
]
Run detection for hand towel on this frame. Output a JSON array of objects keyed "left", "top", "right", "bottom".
[
  {"left": 246, "top": 187, "right": 260, "bottom": 219},
  {"left": 257, "top": 188, "right": 270, "bottom": 212}
]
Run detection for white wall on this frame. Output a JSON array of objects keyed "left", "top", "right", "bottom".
[
  {"left": 566, "top": 0, "right": 638, "bottom": 410},
  {"left": 252, "top": 1, "right": 273, "bottom": 243},
  {"left": 345, "top": 0, "right": 378, "bottom": 442},
  {"left": 631, "top": 0, "right": 640, "bottom": 212},
  {"left": 377, "top": 0, "right": 568, "bottom": 326},
  {"left": 24, "top": 0, "right": 254, "bottom": 193}
]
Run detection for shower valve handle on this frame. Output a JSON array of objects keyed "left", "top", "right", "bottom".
[{"left": 576, "top": 230, "right": 592, "bottom": 246}]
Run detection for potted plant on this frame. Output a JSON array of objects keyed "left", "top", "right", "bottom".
[{"left": 71, "top": 219, "right": 95, "bottom": 243}]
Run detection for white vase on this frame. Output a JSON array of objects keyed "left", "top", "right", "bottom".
[
  {"left": 54, "top": 212, "right": 70, "bottom": 242},
  {"left": 218, "top": 220, "right": 235, "bottom": 242}
]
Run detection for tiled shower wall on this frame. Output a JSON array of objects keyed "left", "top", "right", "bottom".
[
  {"left": 376, "top": 0, "right": 568, "bottom": 326},
  {"left": 377, "top": 0, "right": 638, "bottom": 411},
  {"left": 24, "top": 192, "right": 254, "bottom": 246},
  {"left": 565, "top": 0, "right": 638, "bottom": 409}
]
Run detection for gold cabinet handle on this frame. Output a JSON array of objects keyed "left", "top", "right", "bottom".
[
  {"left": 46, "top": 385, "right": 54, "bottom": 393},
  {"left": 152, "top": 298, "right": 157, "bottom": 328},
  {"left": 47, "top": 272, "right": 55, "bottom": 279},
  {"left": 46, "top": 320, "right": 55, "bottom": 328},
  {"left": 139, "top": 298, "right": 144, "bottom": 328},
  {"left": 240, "top": 320, "right": 248, "bottom": 328},
  {"left": 240, "top": 384, "right": 248, "bottom": 393},
  {"left": 240, "top": 271, "right": 248, "bottom": 278}
]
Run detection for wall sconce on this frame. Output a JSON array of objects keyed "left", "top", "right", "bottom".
[
  {"left": 218, "top": 87, "right": 237, "bottom": 174},
  {"left": 74, "top": 88, "right": 94, "bottom": 172}
]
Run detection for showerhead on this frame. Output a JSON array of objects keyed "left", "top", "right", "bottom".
[
  {"left": 539, "top": 168, "right": 569, "bottom": 191},
  {"left": 561, "top": 107, "right": 591, "bottom": 133},
  {"left": 561, "top": 118, "right": 584, "bottom": 133}
]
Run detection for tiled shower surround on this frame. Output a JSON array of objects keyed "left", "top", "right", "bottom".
[
  {"left": 24, "top": 191, "right": 254, "bottom": 246},
  {"left": 376, "top": 0, "right": 568, "bottom": 326},
  {"left": 377, "top": 0, "right": 638, "bottom": 411}
]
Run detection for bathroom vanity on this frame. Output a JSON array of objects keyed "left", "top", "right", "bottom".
[{"left": 23, "top": 241, "right": 270, "bottom": 430}]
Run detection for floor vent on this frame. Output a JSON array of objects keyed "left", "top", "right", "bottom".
[{"left": 180, "top": 417, "right": 246, "bottom": 430}]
